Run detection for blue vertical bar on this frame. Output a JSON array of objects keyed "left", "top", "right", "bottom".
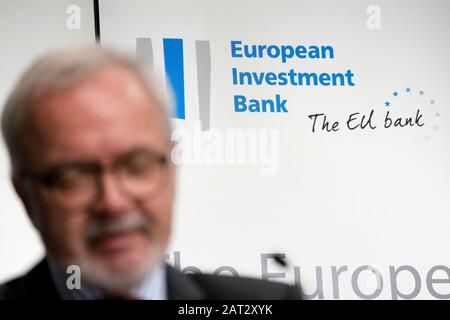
[{"left": 163, "top": 38, "right": 185, "bottom": 119}]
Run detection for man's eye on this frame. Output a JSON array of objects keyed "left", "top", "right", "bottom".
[
  {"left": 48, "top": 169, "right": 90, "bottom": 189},
  {"left": 123, "top": 158, "right": 157, "bottom": 176}
]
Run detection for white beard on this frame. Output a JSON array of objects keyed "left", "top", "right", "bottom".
[{"left": 78, "top": 244, "right": 164, "bottom": 295}]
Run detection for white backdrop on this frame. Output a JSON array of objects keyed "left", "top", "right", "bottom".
[
  {"left": 0, "top": 0, "right": 95, "bottom": 282},
  {"left": 1, "top": 0, "right": 449, "bottom": 299}
]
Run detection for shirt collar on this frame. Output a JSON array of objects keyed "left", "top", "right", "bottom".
[{"left": 130, "top": 262, "right": 167, "bottom": 300}]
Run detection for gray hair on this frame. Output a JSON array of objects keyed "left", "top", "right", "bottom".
[{"left": 1, "top": 46, "right": 173, "bottom": 175}]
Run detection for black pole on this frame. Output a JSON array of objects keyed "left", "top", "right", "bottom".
[{"left": 93, "top": 0, "right": 101, "bottom": 44}]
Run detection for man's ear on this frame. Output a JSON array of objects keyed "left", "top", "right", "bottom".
[{"left": 12, "top": 175, "right": 39, "bottom": 228}]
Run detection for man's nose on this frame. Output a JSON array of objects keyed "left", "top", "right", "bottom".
[{"left": 90, "top": 171, "right": 131, "bottom": 214}]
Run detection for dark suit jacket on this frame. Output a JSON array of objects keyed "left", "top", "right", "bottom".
[{"left": 0, "top": 259, "right": 302, "bottom": 300}]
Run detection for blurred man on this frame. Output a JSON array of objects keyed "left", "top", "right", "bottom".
[{"left": 0, "top": 47, "right": 301, "bottom": 300}]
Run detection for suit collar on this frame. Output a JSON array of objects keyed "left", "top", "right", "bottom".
[
  {"left": 165, "top": 264, "right": 206, "bottom": 300},
  {"left": 16, "top": 258, "right": 206, "bottom": 300},
  {"left": 15, "top": 258, "right": 60, "bottom": 300}
]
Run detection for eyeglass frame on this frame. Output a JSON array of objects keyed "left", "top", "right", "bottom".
[{"left": 18, "top": 147, "right": 170, "bottom": 209}]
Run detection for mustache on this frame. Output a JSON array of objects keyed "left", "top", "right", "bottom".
[{"left": 84, "top": 212, "right": 152, "bottom": 245}]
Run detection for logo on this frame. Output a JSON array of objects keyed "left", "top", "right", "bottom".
[{"left": 136, "top": 37, "right": 211, "bottom": 130}]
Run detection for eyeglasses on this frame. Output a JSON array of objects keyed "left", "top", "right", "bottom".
[{"left": 21, "top": 148, "right": 169, "bottom": 209}]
